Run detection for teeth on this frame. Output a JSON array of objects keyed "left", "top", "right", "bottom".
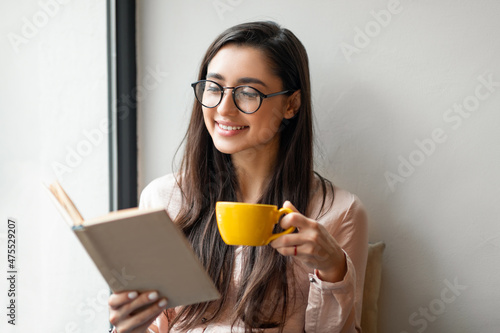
[{"left": 218, "top": 123, "right": 245, "bottom": 131}]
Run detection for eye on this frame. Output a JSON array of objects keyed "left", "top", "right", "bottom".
[
  {"left": 206, "top": 83, "right": 221, "bottom": 93},
  {"left": 236, "top": 87, "right": 259, "bottom": 99}
]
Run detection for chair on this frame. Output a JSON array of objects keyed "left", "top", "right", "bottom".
[{"left": 361, "top": 241, "right": 386, "bottom": 333}]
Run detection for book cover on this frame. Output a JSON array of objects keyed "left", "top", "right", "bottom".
[{"left": 45, "top": 182, "right": 221, "bottom": 308}]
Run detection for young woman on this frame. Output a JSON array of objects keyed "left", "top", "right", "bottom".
[{"left": 108, "top": 21, "right": 368, "bottom": 333}]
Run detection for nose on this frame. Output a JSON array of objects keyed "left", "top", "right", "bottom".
[{"left": 216, "top": 88, "right": 239, "bottom": 116}]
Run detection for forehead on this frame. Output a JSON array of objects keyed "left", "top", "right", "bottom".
[{"left": 207, "top": 44, "right": 281, "bottom": 86}]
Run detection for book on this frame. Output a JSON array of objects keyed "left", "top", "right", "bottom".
[{"left": 44, "top": 181, "right": 221, "bottom": 308}]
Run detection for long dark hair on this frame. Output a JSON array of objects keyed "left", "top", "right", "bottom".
[{"left": 168, "top": 21, "right": 328, "bottom": 332}]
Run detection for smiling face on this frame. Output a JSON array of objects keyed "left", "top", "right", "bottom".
[{"left": 202, "top": 44, "right": 297, "bottom": 159}]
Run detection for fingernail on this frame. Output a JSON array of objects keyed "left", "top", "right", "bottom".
[
  {"left": 158, "top": 299, "right": 167, "bottom": 307},
  {"left": 148, "top": 291, "right": 158, "bottom": 300},
  {"left": 128, "top": 291, "right": 138, "bottom": 299}
]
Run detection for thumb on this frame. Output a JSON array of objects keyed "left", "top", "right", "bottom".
[
  {"left": 283, "top": 200, "right": 299, "bottom": 213},
  {"left": 280, "top": 201, "right": 301, "bottom": 231}
]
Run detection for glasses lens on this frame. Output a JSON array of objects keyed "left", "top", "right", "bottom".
[
  {"left": 234, "top": 86, "right": 261, "bottom": 113},
  {"left": 195, "top": 81, "right": 222, "bottom": 108}
]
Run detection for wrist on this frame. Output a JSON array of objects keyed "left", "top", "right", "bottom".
[{"left": 315, "top": 253, "right": 347, "bottom": 283}]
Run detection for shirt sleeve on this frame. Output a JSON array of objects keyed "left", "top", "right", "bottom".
[
  {"left": 304, "top": 194, "right": 369, "bottom": 333},
  {"left": 138, "top": 174, "right": 182, "bottom": 217}
]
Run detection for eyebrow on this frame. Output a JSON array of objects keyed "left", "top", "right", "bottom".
[{"left": 206, "top": 72, "right": 268, "bottom": 88}]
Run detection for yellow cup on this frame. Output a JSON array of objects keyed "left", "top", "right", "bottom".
[{"left": 216, "top": 202, "right": 295, "bottom": 246}]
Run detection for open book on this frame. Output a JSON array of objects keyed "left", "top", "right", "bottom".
[{"left": 45, "top": 182, "right": 221, "bottom": 308}]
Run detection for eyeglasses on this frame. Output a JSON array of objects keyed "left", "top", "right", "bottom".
[{"left": 191, "top": 79, "right": 291, "bottom": 114}]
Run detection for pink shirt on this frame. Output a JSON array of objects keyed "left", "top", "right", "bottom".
[{"left": 139, "top": 174, "right": 368, "bottom": 333}]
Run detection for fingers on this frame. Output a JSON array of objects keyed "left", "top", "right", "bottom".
[
  {"left": 109, "top": 291, "right": 168, "bottom": 333},
  {"left": 270, "top": 233, "right": 311, "bottom": 258},
  {"left": 108, "top": 291, "right": 139, "bottom": 310},
  {"left": 271, "top": 201, "right": 342, "bottom": 272},
  {"left": 270, "top": 201, "right": 306, "bottom": 249},
  {"left": 282, "top": 200, "right": 298, "bottom": 212},
  {"left": 116, "top": 300, "right": 166, "bottom": 333},
  {"left": 270, "top": 232, "right": 300, "bottom": 248},
  {"left": 275, "top": 243, "right": 301, "bottom": 257},
  {"left": 279, "top": 202, "right": 311, "bottom": 231}
]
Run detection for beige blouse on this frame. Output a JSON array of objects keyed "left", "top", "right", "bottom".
[{"left": 139, "top": 174, "right": 368, "bottom": 333}]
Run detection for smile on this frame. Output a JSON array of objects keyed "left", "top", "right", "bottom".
[{"left": 217, "top": 122, "right": 248, "bottom": 131}]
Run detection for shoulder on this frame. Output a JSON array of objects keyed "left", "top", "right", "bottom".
[
  {"left": 309, "top": 175, "right": 368, "bottom": 234},
  {"left": 139, "top": 174, "right": 182, "bottom": 217}
]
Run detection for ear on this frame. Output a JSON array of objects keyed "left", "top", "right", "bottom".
[{"left": 284, "top": 90, "right": 301, "bottom": 119}]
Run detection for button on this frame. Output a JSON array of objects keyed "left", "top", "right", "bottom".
[{"left": 309, "top": 277, "right": 316, "bottom": 283}]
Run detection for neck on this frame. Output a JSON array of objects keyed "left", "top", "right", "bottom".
[{"left": 231, "top": 142, "right": 279, "bottom": 203}]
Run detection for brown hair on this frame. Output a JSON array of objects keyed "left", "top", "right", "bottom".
[{"left": 168, "top": 21, "right": 331, "bottom": 332}]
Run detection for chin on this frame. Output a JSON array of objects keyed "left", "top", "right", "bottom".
[
  {"left": 212, "top": 144, "right": 239, "bottom": 155},
  {"left": 212, "top": 141, "right": 250, "bottom": 156}
]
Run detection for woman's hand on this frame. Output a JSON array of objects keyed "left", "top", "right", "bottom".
[
  {"left": 108, "top": 290, "right": 168, "bottom": 333},
  {"left": 270, "top": 201, "right": 347, "bottom": 283}
]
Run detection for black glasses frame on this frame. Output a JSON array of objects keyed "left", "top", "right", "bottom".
[{"left": 191, "top": 79, "right": 292, "bottom": 114}]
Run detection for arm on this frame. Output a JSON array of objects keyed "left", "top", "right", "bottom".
[
  {"left": 306, "top": 195, "right": 368, "bottom": 333},
  {"left": 271, "top": 194, "right": 368, "bottom": 333}
]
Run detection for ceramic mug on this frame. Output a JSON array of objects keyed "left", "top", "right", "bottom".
[{"left": 216, "top": 202, "right": 295, "bottom": 246}]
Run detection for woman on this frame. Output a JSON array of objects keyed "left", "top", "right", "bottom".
[{"left": 108, "top": 21, "right": 368, "bottom": 333}]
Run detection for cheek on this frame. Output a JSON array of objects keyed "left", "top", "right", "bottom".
[{"left": 253, "top": 107, "right": 285, "bottom": 135}]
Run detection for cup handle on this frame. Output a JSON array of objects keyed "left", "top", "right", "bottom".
[{"left": 266, "top": 207, "right": 295, "bottom": 244}]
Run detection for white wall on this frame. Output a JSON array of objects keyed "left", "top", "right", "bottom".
[
  {"left": 1, "top": 0, "right": 110, "bottom": 331},
  {"left": 138, "top": 1, "right": 500, "bottom": 332}
]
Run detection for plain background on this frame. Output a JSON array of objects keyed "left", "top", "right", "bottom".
[
  {"left": 1, "top": 0, "right": 499, "bottom": 332},
  {"left": 1, "top": 1, "right": 109, "bottom": 332}
]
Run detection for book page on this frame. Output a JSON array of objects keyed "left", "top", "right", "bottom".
[{"left": 46, "top": 182, "right": 84, "bottom": 226}]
